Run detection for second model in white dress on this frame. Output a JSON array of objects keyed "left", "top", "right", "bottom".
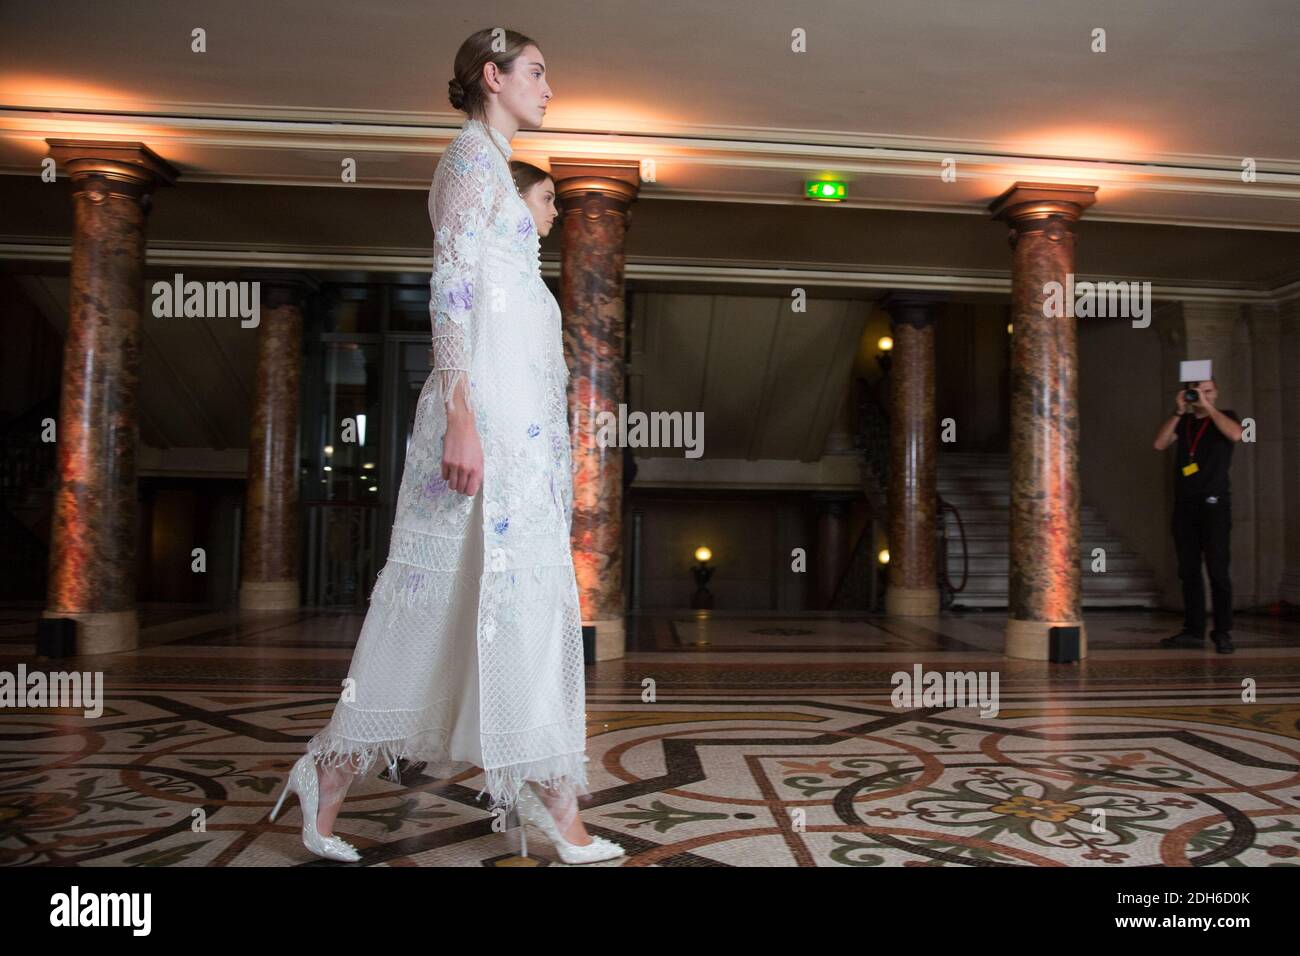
[{"left": 307, "top": 117, "right": 589, "bottom": 817}]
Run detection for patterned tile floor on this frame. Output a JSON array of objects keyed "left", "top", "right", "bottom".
[{"left": 2, "top": 605, "right": 1298, "bottom": 867}]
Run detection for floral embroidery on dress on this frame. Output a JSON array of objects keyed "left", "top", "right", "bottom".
[
  {"left": 485, "top": 497, "right": 509, "bottom": 535},
  {"left": 528, "top": 423, "right": 540, "bottom": 438},
  {"left": 423, "top": 470, "right": 449, "bottom": 498},
  {"left": 403, "top": 571, "right": 428, "bottom": 600}
]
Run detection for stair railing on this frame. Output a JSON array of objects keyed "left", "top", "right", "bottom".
[{"left": 937, "top": 494, "right": 968, "bottom": 609}]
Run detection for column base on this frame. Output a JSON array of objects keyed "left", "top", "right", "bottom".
[
  {"left": 886, "top": 585, "right": 941, "bottom": 617},
  {"left": 239, "top": 580, "right": 300, "bottom": 611},
  {"left": 1004, "top": 618, "right": 1089, "bottom": 661},
  {"left": 41, "top": 609, "right": 139, "bottom": 656},
  {"left": 585, "top": 617, "right": 625, "bottom": 661}
]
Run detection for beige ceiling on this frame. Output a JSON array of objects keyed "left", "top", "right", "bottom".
[{"left": 1, "top": 0, "right": 1298, "bottom": 241}]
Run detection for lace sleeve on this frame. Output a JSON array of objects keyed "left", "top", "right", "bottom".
[{"left": 428, "top": 137, "right": 493, "bottom": 413}]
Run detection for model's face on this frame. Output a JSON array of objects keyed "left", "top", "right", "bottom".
[
  {"left": 495, "top": 44, "right": 551, "bottom": 128},
  {"left": 523, "top": 178, "right": 558, "bottom": 237},
  {"left": 1196, "top": 380, "right": 1218, "bottom": 404}
]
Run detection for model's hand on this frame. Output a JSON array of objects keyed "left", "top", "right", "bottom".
[
  {"left": 1196, "top": 390, "right": 1216, "bottom": 412},
  {"left": 442, "top": 409, "right": 483, "bottom": 497},
  {"left": 1174, "top": 389, "right": 1188, "bottom": 415}
]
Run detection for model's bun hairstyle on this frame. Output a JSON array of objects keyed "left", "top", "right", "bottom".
[
  {"left": 509, "top": 160, "right": 551, "bottom": 199},
  {"left": 447, "top": 77, "right": 467, "bottom": 111},
  {"left": 449, "top": 27, "right": 538, "bottom": 119}
]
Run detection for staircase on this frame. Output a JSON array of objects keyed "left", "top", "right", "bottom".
[
  {"left": 939, "top": 451, "right": 1161, "bottom": 608},
  {"left": 0, "top": 395, "right": 58, "bottom": 601}
]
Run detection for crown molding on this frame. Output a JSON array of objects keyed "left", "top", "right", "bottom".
[
  {"left": 1, "top": 240, "right": 1291, "bottom": 303},
  {"left": 4, "top": 106, "right": 1300, "bottom": 231}
]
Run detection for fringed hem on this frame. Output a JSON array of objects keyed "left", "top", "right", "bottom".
[
  {"left": 480, "top": 749, "right": 591, "bottom": 817},
  {"left": 306, "top": 728, "right": 591, "bottom": 816},
  {"left": 307, "top": 726, "right": 475, "bottom": 783}
]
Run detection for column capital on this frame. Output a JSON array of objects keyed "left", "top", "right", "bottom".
[
  {"left": 242, "top": 271, "right": 320, "bottom": 310},
  {"left": 551, "top": 158, "right": 641, "bottom": 220},
  {"left": 46, "top": 139, "right": 179, "bottom": 208},
  {"left": 989, "top": 182, "right": 1097, "bottom": 246},
  {"left": 881, "top": 292, "right": 944, "bottom": 329},
  {"left": 988, "top": 182, "right": 1098, "bottom": 223},
  {"left": 811, "top": 492, "right": 856, "bottom": 513}
]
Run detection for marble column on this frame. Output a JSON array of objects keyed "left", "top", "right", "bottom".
[
  {"left": 551, "top": 158, "right": 640, "bottom": 661},
  {"left": 882, "top": 294, "right": 941, "bottom": 616},
  {"left": 41, "top": 140, "right": 178, "bottom": 655},
  {"left": 813, "top": 495, "right": 851, "bottom": 609},
  {"left": 239, "top": 275, "right": 313, "bottom": 610},
  {"left": 989, "top": 183, "right": 1096, "bottom": 660}
]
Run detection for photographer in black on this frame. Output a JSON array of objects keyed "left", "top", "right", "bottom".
[{"left": 1152, "top": 378, "right": 1243, "bottom": 653}]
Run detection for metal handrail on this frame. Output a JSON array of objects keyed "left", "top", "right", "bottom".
[{"left": 937, "top": 494, "right": 968, "bottom": 609}]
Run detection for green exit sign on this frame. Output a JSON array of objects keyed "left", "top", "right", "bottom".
[{"left": 805, "top": 180, "right": 846, "bottom": 202}]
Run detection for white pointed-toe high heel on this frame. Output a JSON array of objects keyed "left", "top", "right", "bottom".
[
  {"left": 513, "top": 783, "right": 625, "bottom": 864},
  {"left": 268, "top": 754, "right": 362, "bottom": 863}
]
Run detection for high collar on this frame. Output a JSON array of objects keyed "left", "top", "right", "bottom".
[{"left": 465, "top": 117, "right": 513, "bottom": 158}]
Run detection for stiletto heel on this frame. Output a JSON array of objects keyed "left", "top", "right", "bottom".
[
  {"left": 267, "top": 754, "right": 362, "bottom": 863},
  {"left": 495, "top": 805, "right": 529, "bottom": 858},
  {"left": 506, "top": 806, "right": 528, "bottom": 858},
  {"left": 270, "top": 776, "right": 293, "bottom": 821},
  {"left": 515, "top": 783, "right": 624, "bottom": 864}
]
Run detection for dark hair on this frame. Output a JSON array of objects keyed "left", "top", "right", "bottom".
[
  {"left": 448, "top": 27, "right": 538, "bottom": 120},
  {"left": 509, "top": 160, "right": 552, "bottom": 199}
]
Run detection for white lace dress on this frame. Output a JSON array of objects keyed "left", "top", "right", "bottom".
[{"left": 307, "top": 117, "right": 589, "bottom": 816}]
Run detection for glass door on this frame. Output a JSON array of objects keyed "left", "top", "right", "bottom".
[{"left": 378, "top": 334, "right": 435, "bottom": 557}]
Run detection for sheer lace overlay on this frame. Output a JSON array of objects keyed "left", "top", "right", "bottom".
[{"left": 307, "top": 118, "right": 588, "bottom": 816}]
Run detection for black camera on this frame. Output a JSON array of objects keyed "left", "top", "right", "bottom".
[{"left": 1184, "top": 387, "right": 1199, "bottom": 403}]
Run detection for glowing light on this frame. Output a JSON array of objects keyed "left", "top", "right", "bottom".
[
  {"left": 694, "top": 546, "right": 712, "bottom": 563},
  {"left": 805, "top": 180, "right": 846, "bottom": 202},
  {"left": 878, "top": 335, "right": 894, "bottom": 352},
  {"left": 878, "top": 548, "right": 890, "bottom": 565}
]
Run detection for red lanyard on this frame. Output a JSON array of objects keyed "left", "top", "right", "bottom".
[{"left": 1185, "top": 415, "right": 1212, "bottom": 460}]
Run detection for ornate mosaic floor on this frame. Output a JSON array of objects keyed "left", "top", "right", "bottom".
[{"left": 2, "top": 607, "right": 1298, "bottom": 867}]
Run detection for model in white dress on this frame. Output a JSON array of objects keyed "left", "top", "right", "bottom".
[{"left": 304, "top": 116, "right": 589, "bottom": 822}]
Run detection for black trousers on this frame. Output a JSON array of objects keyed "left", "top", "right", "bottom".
[{"left": 1172, "top": 496, "right": 1232, "bottom": 635}]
